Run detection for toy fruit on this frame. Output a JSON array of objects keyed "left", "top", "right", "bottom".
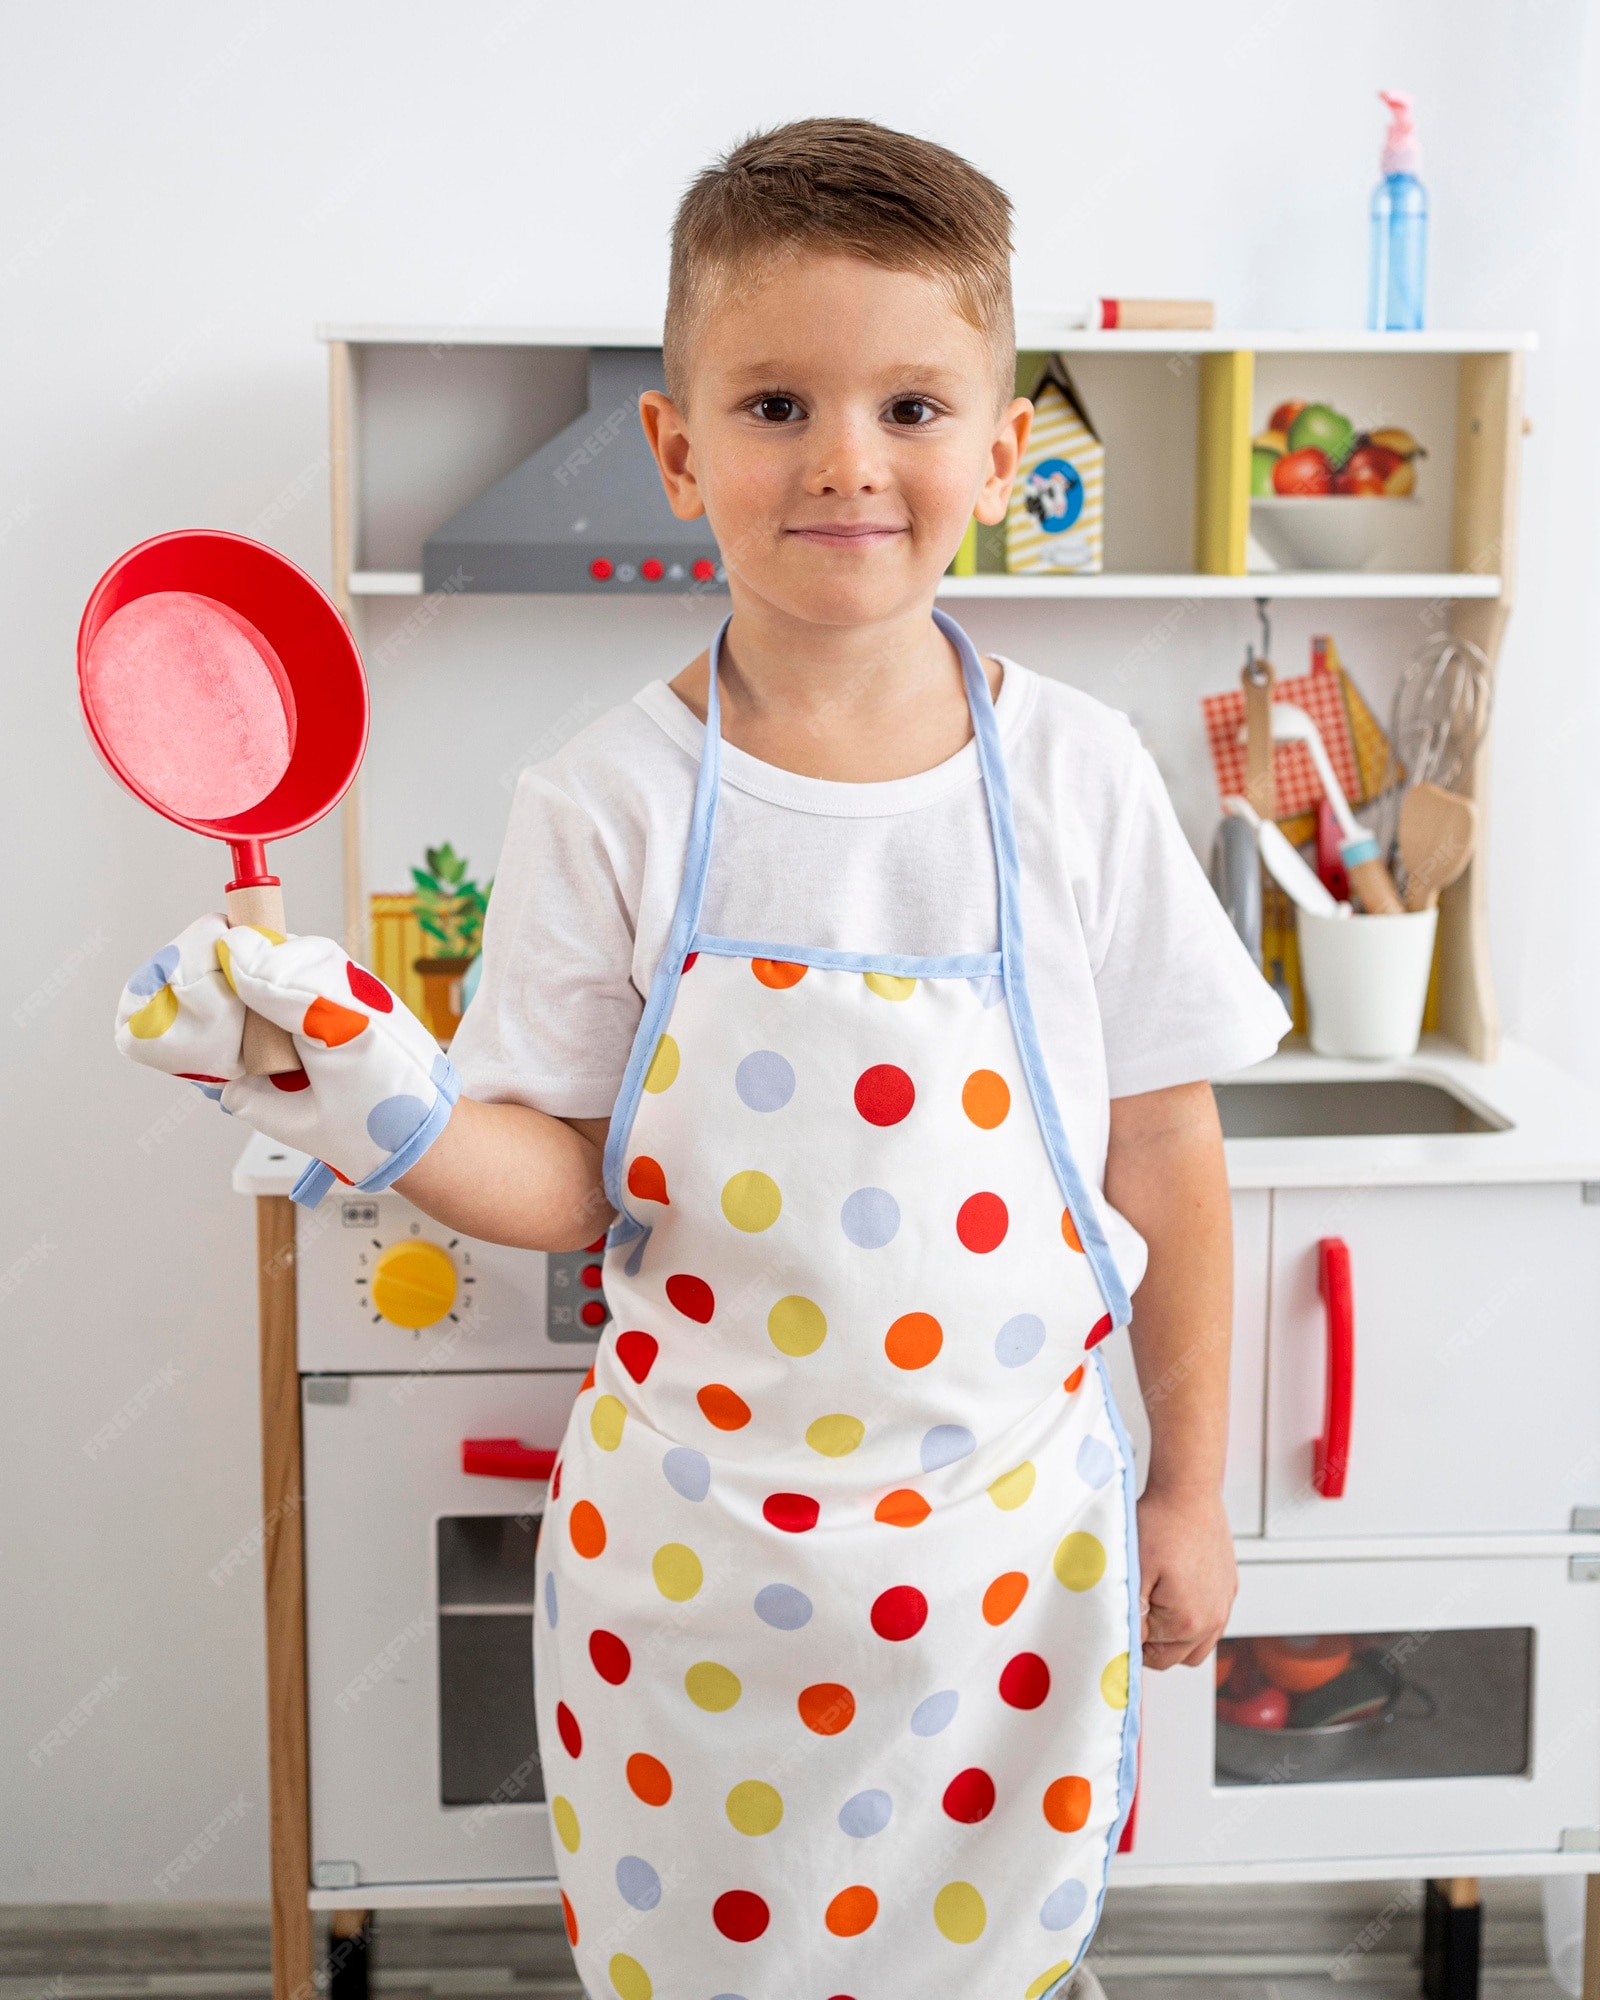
[
  {"left": 1367, "top": 427, "right": 1426, "bottom": 494},
  {"left": 1272, "top": 447, "right": 1333, "bottom": 496},
  {"left": 1335, "top": 455, "right": 1390, "bottom": 496},
  {"left": 1251, "top": 1633, "right": 1353, "bottom": 1693},
  {"left": 1251, "top": 429, "right": 1286, "bottom": 497},
  {"left": 1270, "top": 399, "right": 1308, "bottom": 436},
  {"left": 1368, "top": 425, "right": 1424, "bottom": 459},
  {"left": 1287, "top": 403, "right": 1357, "bottom": 468},
  {"left": 1217, "top": 1684, "right": 1290, "bottom": 1730}
]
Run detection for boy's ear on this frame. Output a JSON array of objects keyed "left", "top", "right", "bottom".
[
  {"left": 638, "top": 391, "right": 706, "bottom": 521},
  {"left": 974, "top": 397, "right": 1034, "bottom": 527}
]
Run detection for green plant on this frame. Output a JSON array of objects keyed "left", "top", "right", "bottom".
[{"left": 412, "top": 843, "right": 492, "bottom": 960}]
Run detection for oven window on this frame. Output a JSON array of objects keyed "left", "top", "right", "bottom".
[
  {"left": 1214, "top": 1627, "right": 1532, "bottom": 1786},
  {"left": 436, "top": 1513, "right": 544, "bottom": 1809}
]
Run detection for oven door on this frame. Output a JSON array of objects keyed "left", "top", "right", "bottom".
[
  {"left": 1129, "top": 1553, "right": 1600, "bottom": 1868},
  {"left": 302, "top": 1369, "right": 584, "bottom": 1886}
]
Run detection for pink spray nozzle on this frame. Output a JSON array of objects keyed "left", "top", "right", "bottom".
[{"left": 1379, "top": 90, "right": 1421, "bottom": 175}]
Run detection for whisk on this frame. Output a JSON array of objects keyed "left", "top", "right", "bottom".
[{"left": 1372, "top": 633, "right": 1492, "bottom": 873}]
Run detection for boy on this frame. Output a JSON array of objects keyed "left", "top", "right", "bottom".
[{"left": 120, "top": 119, "right": 1286, "bottom": 2000}]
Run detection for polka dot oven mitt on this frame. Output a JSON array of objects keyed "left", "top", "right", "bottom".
[{"left": 116, "top": 913, "right": 458, "bottom": 1208}]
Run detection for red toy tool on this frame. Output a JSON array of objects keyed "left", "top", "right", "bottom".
[{"left": 78, "top": 530, "right": 368, "bottom": 1076}]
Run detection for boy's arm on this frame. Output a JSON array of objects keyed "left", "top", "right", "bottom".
[
  {"left": 1103, "top": 1078, "right": 1237, "bottom": 1670},
  {"left": 396, "top": 1099, "right": 613, "bottom": 1253}
]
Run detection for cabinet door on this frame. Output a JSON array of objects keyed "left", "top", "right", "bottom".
[
  {"left": 1127, "top": 1553, "right": 1600, "bottom": 1867},
  {"left": 1226, "top": 1190, "right": 1270, "bottom": 1537},
  {"left": 1264, "top": 1184, "right": 1600, "bottom": 1539},
  {"left": 303, "top": 1370, "right": 585, "bottom": 1887},
  {"left": 1097, "top": 1189, "right": 1268, "bottom": 1537}
]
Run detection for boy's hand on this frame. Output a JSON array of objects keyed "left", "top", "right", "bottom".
[
  {"left": 116, "top": 915, "right": 458, "bottom": 1205},
  {"left": 1135, "top": 1481, "right": 1237, "bottom": 1669}
]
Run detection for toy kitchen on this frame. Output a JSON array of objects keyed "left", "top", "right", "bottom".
[{"left": 231, "top": 319, "right": 1600, "bottom": 2000}]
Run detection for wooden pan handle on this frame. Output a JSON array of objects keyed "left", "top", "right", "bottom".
[{"left": 224, "top": 882, "right": 303, "bottom": 1077}]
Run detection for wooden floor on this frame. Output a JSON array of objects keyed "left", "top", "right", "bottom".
[{"left": 0, "top": 1879, "right": 1567, "bottom": 1998}]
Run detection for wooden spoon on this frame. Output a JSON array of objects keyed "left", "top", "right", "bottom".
[{"left": 1399, "top": 782, "right": 1478, "bottom": 911}]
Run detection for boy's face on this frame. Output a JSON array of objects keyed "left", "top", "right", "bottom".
[{"left": 641, "top": 254, "right": 1029, "bottom": 631}]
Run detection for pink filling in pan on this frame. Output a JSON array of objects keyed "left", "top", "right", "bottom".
[{"left": 83, "top": 591, "right": 296, "bottom": 820}]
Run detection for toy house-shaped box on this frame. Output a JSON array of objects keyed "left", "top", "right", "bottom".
[{"left": 1006, "top": 356, "right": 1104, "bottom": 574}]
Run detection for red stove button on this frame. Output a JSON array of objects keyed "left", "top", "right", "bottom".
[
  {"left": 640, "top": 557, "right": 664, "bottom": 581},
  {"left": 580, "top": 1299, "right": 608, "bottom": 1327},
  {"left": 692, "top": 558, "right": 717, "bottom": 582},
  {"left": 589, "top": 558, "right": 614, "bottom": 581},
  {"left": 580, "top": 1263, "right": 604, "bottom": 1290}
]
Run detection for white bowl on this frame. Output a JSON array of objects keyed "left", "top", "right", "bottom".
[{"left": 1249, "top": 495, "right": 1418, "bottom": 572}]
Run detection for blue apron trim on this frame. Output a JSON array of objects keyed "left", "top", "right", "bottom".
[
  {"left": 602, "top": 615, "right": 734, "bottom": 1212},
  {"left": 691, "top": 936, "right": 1004, "bottom": 980},
  {"left": 1084, "top": 1344, "right": 1145, "bottom": 1940},
  {"left": 933, "top": 609, "right": 1133, "bottom": 1331}
]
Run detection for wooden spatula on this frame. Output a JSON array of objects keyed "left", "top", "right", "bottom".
[{"left": 1399, "top": 782, "right": 1478, "bottom": 911}]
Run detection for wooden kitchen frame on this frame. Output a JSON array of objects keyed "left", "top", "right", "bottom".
[{"left": 241, "top": 322, "right": 1600, "bottom": 2000}]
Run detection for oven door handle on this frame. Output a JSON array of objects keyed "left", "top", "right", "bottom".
[{"left": 461, "top": 1437, "right": 557, "bottom": 1481}]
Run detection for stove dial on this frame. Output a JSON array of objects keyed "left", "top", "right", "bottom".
[{"left": 370, "top": 1239, "right": 458, "bottom": 1329}]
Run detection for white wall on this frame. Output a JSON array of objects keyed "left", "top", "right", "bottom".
[{"left": 4, "top": 0, "right": 1597, "bottom": 1900}]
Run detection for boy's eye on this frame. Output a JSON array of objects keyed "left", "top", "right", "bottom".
[
  {"left": 754, "top": 395, "right": 801, "bottom": 423},
  {"left": 887, "top": 397, "right": 938, "bottom": 427}
]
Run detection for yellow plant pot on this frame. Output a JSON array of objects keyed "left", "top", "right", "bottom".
[{"left": 413, "top": 955, "right": 475, "bottom": 1046}]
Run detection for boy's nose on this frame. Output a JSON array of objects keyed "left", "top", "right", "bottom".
[{"left": 801, "top": 417, "right": 888, "bottom": 497}]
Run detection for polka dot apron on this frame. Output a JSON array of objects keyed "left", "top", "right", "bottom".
[{"left": 534, "top": 611, "right": 1141, "bottom": 2000}]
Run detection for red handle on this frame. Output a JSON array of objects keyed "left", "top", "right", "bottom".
[
  {"left": 1313, "top": 1237, "right": 1354, "bottom": 1498},
  {"left": 461, "top": 1437, "right": 557, "bottom": 1482}
]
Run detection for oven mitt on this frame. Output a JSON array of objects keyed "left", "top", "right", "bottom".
[{"left": 116, "top": 912, "right": 458, "bottom": 1208}]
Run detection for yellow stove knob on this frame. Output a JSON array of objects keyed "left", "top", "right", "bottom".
[{"left": 370, "top": 1239, "right": 458, "bottom": 1329}]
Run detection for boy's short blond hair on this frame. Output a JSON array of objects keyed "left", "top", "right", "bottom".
[{"left": 664, "top": 117, "right": 1015, "bottom": 408}]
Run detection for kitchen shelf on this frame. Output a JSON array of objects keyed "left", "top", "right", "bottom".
[
  {"left": 347, "top": 567, "right": 1503, "bottom": 602},
  {"left": 319, "top": 320, "right": 1537, "bottom": 356},
  {"left": 328, "top": 321, "right": 1527, "bottom": 1065}
]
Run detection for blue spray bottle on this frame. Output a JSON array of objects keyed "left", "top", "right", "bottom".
[{"left": 1368, "top": 90, "right": 1428, "bottom": 330}]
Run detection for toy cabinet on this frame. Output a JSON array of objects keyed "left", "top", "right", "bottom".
[{"left": 230, "top": 319, "right": 1600, "bottom": 2000}]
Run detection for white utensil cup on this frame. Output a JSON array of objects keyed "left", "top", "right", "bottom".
[{"left": 1295, "top": 906, "right": 1439, "bottom": 1059}]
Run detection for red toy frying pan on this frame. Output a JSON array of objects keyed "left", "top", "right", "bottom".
[{"left": 79, "top": 530, "right": 368, "bottom": 1076}]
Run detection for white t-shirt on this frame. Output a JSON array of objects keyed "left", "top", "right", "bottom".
[{"left": 450, "top": 659, "right": 1289, "bottom": 1291}]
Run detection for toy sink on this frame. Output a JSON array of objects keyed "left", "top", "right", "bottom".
[{"left": 1213, "top": 1075, "right": 1507, "bottom": 1139}]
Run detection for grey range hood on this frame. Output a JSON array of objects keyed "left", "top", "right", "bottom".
[{"left": 422, "top": 348, "right": 725, "bottom": 594}]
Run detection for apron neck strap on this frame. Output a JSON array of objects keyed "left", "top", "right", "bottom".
[
  {"left": 931, "top": 606, "right": 1026, "bottom": 978},
  {"left": 660, "top": 614, "right": 731, "bottom": 970},
  {"left": 670, "top": 608, "right": 1021, "bottom": 952}
]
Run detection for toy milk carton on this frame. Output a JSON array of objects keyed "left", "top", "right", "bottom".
[{"left": 1006, "top": 357, "right": 1104, "bottom": 574}]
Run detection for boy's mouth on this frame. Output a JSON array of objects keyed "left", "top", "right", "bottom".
[{"left": 785, "top": 523, "right": 908, "bottom": 548}]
